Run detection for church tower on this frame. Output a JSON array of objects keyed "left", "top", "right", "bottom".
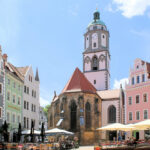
[{"left": 83, "top": 10, "right": 110, "bottom": 91}]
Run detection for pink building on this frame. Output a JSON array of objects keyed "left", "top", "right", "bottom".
[{"left": 126, "top": 58, "right": 150, "bottom": 139}]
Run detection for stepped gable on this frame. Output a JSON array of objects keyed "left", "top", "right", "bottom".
[{"left": 62, "top": 67, "right": 97, "bottom": 94}]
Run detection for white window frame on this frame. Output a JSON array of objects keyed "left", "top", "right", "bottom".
[
  {"left": 18, "top": 96, "right": 21, "bottom": 105},
  {"left": 143, "top": 93, "right": 148, "bottom": 102},
  {"left": 128, "top": 97, "right": 132, "bottom": 105},
  {"left": 136, "top": 111, "right": 140, "bottom": 120},
  {"left": 7, "top": 111, "right": 10, "bottom": 123},
  {"left": 12, "top": 113, "right": 16, "bottom": 123},
  {"left": 144, "top": 109, "right": 148, "bottom": 120},
  {"left": 7, "top": 90, "right": 11, "bottom": 101},
  {"left": 12, "top": 94, "right": 16, "bottom": 104},
  {"left": 136, "top": 95, "right": 140, "bottom": 104},
  {"left": 17, "top": 114, "right": 21, "bottom": 123},
  {"left": 129, "top": 112, "right": 132, "bottom": 121}
]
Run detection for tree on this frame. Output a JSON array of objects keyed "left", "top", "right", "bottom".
[{"left": 43, "top": 104, "right": 50, "bottom": 118}]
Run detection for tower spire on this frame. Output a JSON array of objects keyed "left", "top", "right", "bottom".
[{"left": 35, "top": 68, "right": 40, "bottom": 81}]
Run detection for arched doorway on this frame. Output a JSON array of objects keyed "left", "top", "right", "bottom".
[{"left": 70, "top": 101, "right": 77, "bottom": 131}]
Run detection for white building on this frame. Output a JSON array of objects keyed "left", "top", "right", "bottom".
[
  {"left": 17, "top": 66, "right": 40, "bottom": 130},
  {"left": 39, "top": 106, "right": 47, "bottom": 130}
]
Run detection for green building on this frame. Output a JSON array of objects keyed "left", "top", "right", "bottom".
[{"left": 4, "top": 61, "right": 24, "bottom": 140}]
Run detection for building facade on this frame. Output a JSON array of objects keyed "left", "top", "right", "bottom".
[
  {"left": 17, "top": 67, "right": 40, "bottom": 130},
  {"left": 0, "top": 47, "right": 4, "bottom": 126},
  {"left": 48, "top": 68, "right": 102, "bottom": 145},
  {"left": 39, "top": 106, "right": 47, "bottom": 130},
  {"left": 83, "top": 10, "right": 110, "bottom": 91},
  {"left": 98, "top": 88, "right": 125, "bottom": 140},
  {"left": 126, "top": 58, "right": 150, "bottom": 140},
  {"left": 4, "top": 59, "right": 24, "bottom": 141}
]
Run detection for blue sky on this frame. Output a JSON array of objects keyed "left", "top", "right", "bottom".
[{"left": 0, "top": 0, "right": 150, "bottom": 106}]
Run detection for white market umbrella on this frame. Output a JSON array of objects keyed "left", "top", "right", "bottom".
[
  {"left": 97, "top": 123, "right": 133, "bottom": 142},
  {"left": 45, "top": 128, "right": 74, "bottom": 135},
  {"left": 133, "top": 119, "right": 150, "bottom": 130},
  {"left": 22, "top": 130, "right": 40, "bottom": 135}
]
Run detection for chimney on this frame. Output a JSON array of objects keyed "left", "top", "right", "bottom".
[{"left": 3, "top": 53, "right": 8, "bottom": 67}]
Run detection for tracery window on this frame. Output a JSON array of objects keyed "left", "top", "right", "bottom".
[
  {"left": 108, "top": 105, "right": 116, "bottom": 123},
  {"left": 50, "top": 115, "right": 53, "bottom": 127},
  {"left": 85, "top": 102, "right": 91, "bottom": 129}
]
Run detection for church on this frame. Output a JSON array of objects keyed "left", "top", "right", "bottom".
[{"left": 48, "top": 10, "right": 125, "bottom": 145}]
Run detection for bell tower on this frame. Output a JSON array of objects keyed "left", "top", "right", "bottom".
[{"left": 83, "top": 10, "right": 110, "bottom": 91}]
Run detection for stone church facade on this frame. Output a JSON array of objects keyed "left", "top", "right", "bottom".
[{"left": 48, "top": 10, "right": 125, "bottom": 144}]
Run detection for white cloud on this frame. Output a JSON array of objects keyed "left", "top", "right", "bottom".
[
  {"left": 113, "top": 78, "right": 129, "bottom": 89},
  {"left": 109, "top": 0, "right": 150, "bottom": 18},
  {"left": 40, "top": 97, "right": 50, "bottom": 107}
]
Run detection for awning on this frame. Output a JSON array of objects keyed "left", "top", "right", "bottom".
[{"left": 56, "top": 119, "right": 63, "bottom": 126}]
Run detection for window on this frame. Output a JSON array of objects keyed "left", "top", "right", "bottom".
[
  {"left": 143, "top": 94, "right": 147, "bottom": 102},
  {"left": 12, "top": 114, "right": 15, "bottom": 123},
  {"left": 129, "top": 112, "right": 132, "bottom": 121},
  {"left": 18, "top": 85, "right": 21, "bottom": 91},
  {"left": 32, "top": 90, "right": 34, "bottom": 97},
  {"left": 108, "top": 105, "right": 116, "bottom": 123},
  {"left": 34, "top": 105, "right": 36, "bottom": 112},
  {"left": 128, "top": 97, "right": 132, "bottom": 105},
  {"left": 31, "top": 77, "right": 32, "bottom": 82},
  {"left": 7, "top": 91, "right": 10, "bottom": 101},
  {"left": 137, "top": 76, "right": 140, "bottom": 83},
  {"left": 31, "top": 104, "right": 33, "bottom": 112},
  {"left": 136, "top": 95, "right": 140, "bottom": 104},
  {"left": 13, "top": 95, "right": 16, "bottom": 103},
  {"left": 93, "top": 43, "right": 96, "bottom": 47},
  {"left": 18, "top": 97, "right": 21, "bottom": 105},
  {"left": 0, "top": 84, "right": 2, "bottom": 94},
  {"left": 34, "top": 91, "right": 36, "bottom": 98},
  {"left": 24, "top": 86, "right": 26, "bottom": 93},
  {"left": 144, "top": 110, "right": 148, "bottom": 119},
  {"left": 7, "top": 112, "right": 10, "bottom": 122},
  {"left": 29, "top": 75, "right": 30, "bottom": 81},
  {"left": 92, "top": 56, "right": 98, "bottom": 71},
  {"left": 13, "top": 82, "right": 16, "bottom": 88},
  {"left": 142, "top": 74, "right": 145, "bottom": 82},
  {"left": 85, "top": 102, "right": 91, "bottom": 129},
  {"left": 24, "top": 101, "right": 26, "bottom": 109},
  {"left": 27, "top": 87, "right": 29, "bottom": 94},
  {"left": 27, "top": 102, "right": 29, "bottom": 110},
  {"left": 17, "top": 115, "right": 20, "bottom": 123},
  {"left": 24, "top": 117, "right": 26, "bottom": 128},
  {"left": 27, "top": 118, "right": 29, "bottom": 129},
  {"left": 0, "top": 107, "right": 2, "bottom": 118},
  {"left": 94, "top": 80, "right": 96, "bottom": 84},
  {"left": 8, "top": 79, "right": 10, "bottom": 85},
  {"left": 136, "top": 111, "right": 140, "bottom": 120},
  {"left": 132, "top": 77, "right": 134, "bottom": 85}
]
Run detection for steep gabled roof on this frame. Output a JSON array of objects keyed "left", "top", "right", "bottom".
[
  {"left": 6, "top": 63, "right": 24, "bottom": 81},
  {"left": 62, "top": 67, "right": 96, "bottom": 94},
  {"left": 17, "top": 66, "right": 29, "bottom": 77}
]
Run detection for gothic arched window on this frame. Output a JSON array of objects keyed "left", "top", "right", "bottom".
[
  {"left": 85, "top": 102, "right": 91, "bottom": 129},
  {"left": 92, "top": 56, "right": 98, "bottom": 70},
  {"left": 50, "top": 115, "right": 53, "bottom": 127},
  {"left": 70, "top": 101, "right": 77, "bottom": 131},
  {"left": 108, "top": 105, "right": 116, "bottom": 123}
]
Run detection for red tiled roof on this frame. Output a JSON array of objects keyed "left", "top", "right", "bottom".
[{"left": 62, "top": 67, "right": 96, "bottom": 94}]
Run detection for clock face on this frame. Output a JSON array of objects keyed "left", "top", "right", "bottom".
[{"left": 92, "top": 33, "right": 98, "bottom": 39}]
